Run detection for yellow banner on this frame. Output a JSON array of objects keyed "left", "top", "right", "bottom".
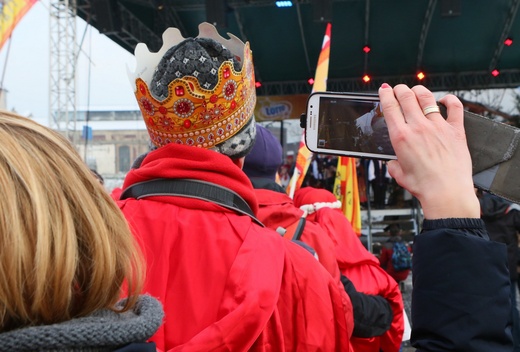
[
  {"left": 333, "top": 157, "right": 361, "bottom": 235},
  {"left": 0, "top": 0, "right": 37, "bottom": 50}
]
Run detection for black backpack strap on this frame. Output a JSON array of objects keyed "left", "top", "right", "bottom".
[{"left": 120, "top": 178, "right": 264, "bottom": 227}]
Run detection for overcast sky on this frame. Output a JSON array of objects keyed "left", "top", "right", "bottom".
[{"left": 0, "top": 0, "right": 138, "bottom": 126}]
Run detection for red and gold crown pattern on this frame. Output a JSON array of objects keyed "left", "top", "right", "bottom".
[{"left": 131, "top": 24, "right": 256, "bottom": 149}]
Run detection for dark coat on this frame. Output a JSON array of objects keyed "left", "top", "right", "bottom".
[
  {"left": 411, "top": 218, "right": 512, "bottom": 351},
  {"left": 480, "top": 193, "right": 520, "bottom": 281}
]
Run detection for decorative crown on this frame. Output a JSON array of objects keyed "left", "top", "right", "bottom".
[{"left": 128, "top": 23, "right": 256, "bottom": 148}]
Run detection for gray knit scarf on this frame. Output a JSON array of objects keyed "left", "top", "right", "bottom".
[{"left": 0, "top": 295, "right": 163, "bottom": 352}]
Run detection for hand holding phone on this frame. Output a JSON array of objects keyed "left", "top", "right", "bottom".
[
  {"left": 379, "top": 84, "right": 480, "bottom": 219},
  {"left": 303, "top": 86, "right": 520, "bottom": 205}
]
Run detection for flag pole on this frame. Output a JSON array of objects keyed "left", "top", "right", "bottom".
[{"left": 287, "top": 22, "right": 331, "bottom": 198}]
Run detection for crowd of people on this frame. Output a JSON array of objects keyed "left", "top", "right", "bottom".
[
  {"left": 298, "top": 155, "right": 406, "bottom": 210},
  {"left": 0, "top": 21, "right": 516, "bottom": 352}
]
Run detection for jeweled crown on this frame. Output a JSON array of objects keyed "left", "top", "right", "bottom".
[{"left": 128, "top": 22, "right": 256, "bottom": 148}]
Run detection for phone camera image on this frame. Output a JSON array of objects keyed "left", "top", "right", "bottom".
[{"left": 316, "top": 96, "right": 395, "bottom": 158}]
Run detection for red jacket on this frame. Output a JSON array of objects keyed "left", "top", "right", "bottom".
[
  {"left": 117, "top": 144, "right": 353, "bottom": 352},
  {"left": 254, "top": 188, "right": 343, "bottom": 283},
  {"left": 294, "top": 187, "right": 404, "bottom": 352}
]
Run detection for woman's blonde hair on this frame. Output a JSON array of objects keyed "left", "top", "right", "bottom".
[{"left": 0, "top": 111, "right": 144, "bottom": 331}]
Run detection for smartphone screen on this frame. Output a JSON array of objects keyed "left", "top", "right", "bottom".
[{"left": 306, "top": 92, "right": 396, "bottom": 160}]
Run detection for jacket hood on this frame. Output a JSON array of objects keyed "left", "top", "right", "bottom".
[{"left": 122, "top": 143, "right": 259, "bottom": 215}]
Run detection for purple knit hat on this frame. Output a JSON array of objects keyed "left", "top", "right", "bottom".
[{"left": 243, "top": 124, "right": 283, "bottom": 180}]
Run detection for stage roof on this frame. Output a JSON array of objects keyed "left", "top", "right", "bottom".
[{"left": 76, "top": 0, "right": 520, "bottom": 96}]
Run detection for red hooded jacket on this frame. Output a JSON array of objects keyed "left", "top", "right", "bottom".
[
  {"left": 254, "top": 188, "right": 343, "bottom": 283},
  {"left": 294, "top": 187, "right": 404, "bottom": 352},
  {"left": 117, "top": 144, "right": 353, "bottom": 351}
]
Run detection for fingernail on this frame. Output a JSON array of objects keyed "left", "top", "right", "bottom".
[{"left": 381, "top": 83, "right": 391, "bottom": 89}]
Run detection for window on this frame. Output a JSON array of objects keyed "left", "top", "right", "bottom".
[{"left": 119, "top": 145, "right": 130, "bottom": 173}]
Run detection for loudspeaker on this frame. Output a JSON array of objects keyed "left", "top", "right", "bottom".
[
  {"left": 440, "top": 0, "right": 461, "bottom": 17},
  {"left": 312, "top": 0, "right": 333, "bottom": 23},
  {"left": 206, "top": 0, "right": 227, "bottom": 29},
  {"left": 92, "top": 0, "right": 121, "bottom": 34}
]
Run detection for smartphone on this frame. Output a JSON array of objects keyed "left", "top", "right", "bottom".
[{"left": 304, "top": 91, "right": 397, "bottom": 160}]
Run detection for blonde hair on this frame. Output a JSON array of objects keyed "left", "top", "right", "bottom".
[{"left": 0, "top": 111, "right": 144, "bottom": 331}]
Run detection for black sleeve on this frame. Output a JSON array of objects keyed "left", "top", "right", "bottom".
[
  {"left": 420, "top": 218, "right": 489, "bottom": 239},
  {"left": 512, "top": 208, "right": 520, "bottom": 232},
  {"left": 411, "top": 218, "right": 513, "bottom": 351},
  {"left": 340, "top": 274, "right": 393, "bottom": 338}
]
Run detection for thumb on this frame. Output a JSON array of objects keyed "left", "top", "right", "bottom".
[{"left": 386, "top": 160, "right": 403, "bottom": 183}]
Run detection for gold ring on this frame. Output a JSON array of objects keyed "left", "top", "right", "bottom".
[{"left": 423, "top": 105, "right": 440, "bottom": 115}]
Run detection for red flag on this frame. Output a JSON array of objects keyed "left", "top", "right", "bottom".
[
  {"left": 287, "top": 22, "right": 331, "bottom": 197},
  {"left": 0, "top": 0, "right": 37, "bottom": 51}
]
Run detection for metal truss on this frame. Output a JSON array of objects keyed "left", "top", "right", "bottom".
[
  {"left": 256, "top": 69, "right": 520, "bottom": 95},
  {"left": 117, "top": 4, "right": 162, "bottom": 51},
  {"left": 49, "top": 0, "right": 77, "bottom": 141}
]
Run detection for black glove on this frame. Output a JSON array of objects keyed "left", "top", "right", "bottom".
[{"left": 341, "top": 274, "right": 393, "bottom": 338}]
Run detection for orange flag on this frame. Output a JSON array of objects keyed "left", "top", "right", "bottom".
[
  {"left": 0, "top": 0, "right": 37, "bottom": 50},
  {"left": 333, "top": 157, "right": 362, "bottom": 235},
  {"left": 287, "top": 22, "right": 331, "bottom": 198}
]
